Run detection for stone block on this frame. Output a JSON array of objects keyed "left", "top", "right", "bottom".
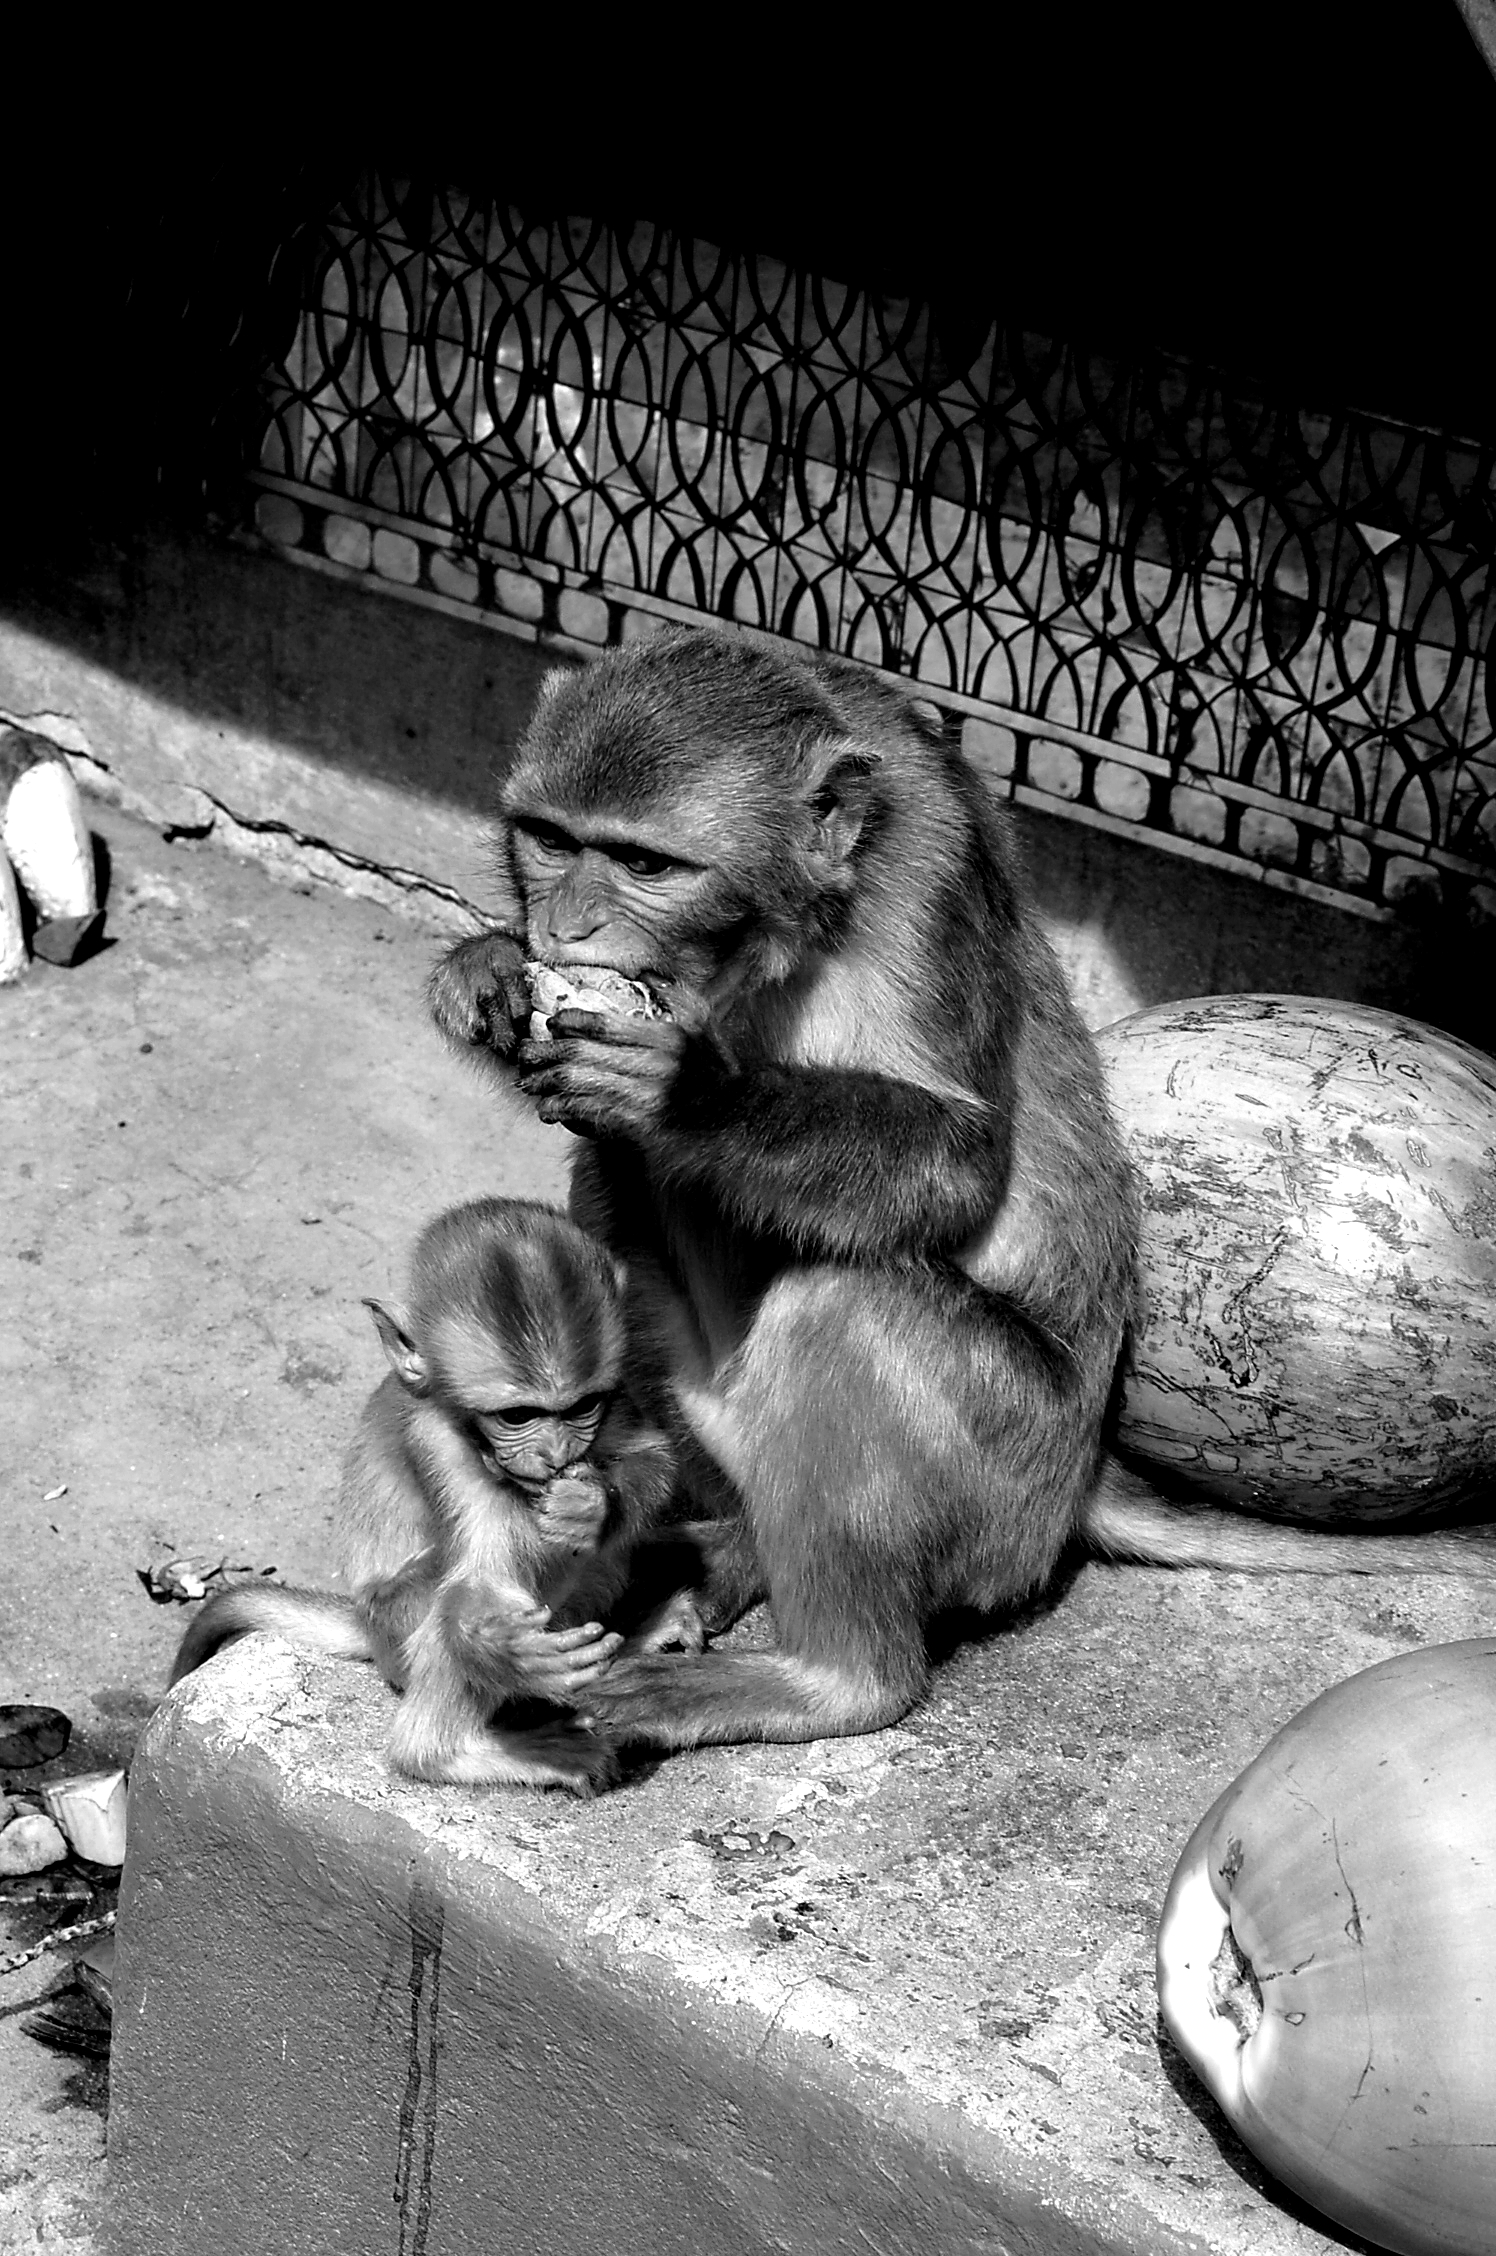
[{"left": 108, "top": 1557, "right": 1495, "bottom": 2254}]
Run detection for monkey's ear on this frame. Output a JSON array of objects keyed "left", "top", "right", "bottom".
[
  {"left": 362, "top": 1298, "right": 430, "bottom": 1394},
  {"left": 801, "top": 741, "right": 879, "bottom": 874}
]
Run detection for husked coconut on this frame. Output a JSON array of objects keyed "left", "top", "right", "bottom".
[{"left": 524, "top": 960, "right": 667, "bottom": 1043}]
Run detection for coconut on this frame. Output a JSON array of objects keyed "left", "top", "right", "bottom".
[
  {"left": 1157, "top": 1639, "right": 1496, "bottom": 2255},
  {"left": 524, "top": 960, "right": 666, "bottom": 1043},
  {"left": 1097, "top": 995, "right": 1496, "bottom": 1520}
]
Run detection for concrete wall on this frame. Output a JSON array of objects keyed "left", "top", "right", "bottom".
[{"left": 1, "top": 518, "right": 1484, "bottom": 1040}]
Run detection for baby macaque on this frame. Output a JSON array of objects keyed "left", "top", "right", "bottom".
[{"left": 169, "top": 1197, "right": 692, "bottom": 1795}]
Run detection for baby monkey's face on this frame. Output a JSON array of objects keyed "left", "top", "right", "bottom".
[{"left": 470, "top": 1391, "right": 609, "bottom": 1491}]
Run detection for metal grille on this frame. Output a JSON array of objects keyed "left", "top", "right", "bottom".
[{"left": 246, "top": 175, "right": 1496, "bottom": 922}]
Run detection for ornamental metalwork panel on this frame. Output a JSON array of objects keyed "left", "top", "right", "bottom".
[{"left": 246, "top": 175, "right": 1496, "bottom": 921}]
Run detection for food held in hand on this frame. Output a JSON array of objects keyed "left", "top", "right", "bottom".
[
  {"left": 524, "top": 960, "right": 666, "bottom": 1042},
  {"left": 1156, "top": 1638, "right": 1496, "bottom": 2256}
]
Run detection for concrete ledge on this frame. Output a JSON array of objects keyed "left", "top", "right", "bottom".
[{"left": 108, "top": 1560, "right": 1495, "bottom": 2254}]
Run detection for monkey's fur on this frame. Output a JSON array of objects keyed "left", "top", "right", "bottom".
[
  {"left": 429, "top": 630, "right": 1494, "bottom": 1756},
  {"left": 170, "top": 1198, "right": 686, "bottom": 1793}
]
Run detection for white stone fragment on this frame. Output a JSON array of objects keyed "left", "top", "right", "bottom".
[
  {"left": 0, "top": 1811, "right": 69, "bottom": 1876},
  {"left": 39, "top": 1768, "right": 128, "bottom": 1866},
  {"left": 2, "top": 757, "right": 97, "bottom": 921},
  {"left": 0, "top": 842, "right": 25, "bottom": 983}
]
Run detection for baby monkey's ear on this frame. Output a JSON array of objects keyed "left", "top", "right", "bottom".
[{"left": 362, "top": 1298, "right": 430, "bottom": 1394}]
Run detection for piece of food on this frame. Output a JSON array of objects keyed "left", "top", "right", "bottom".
[
  {"left": 1097, "top": 995, "right": 1496, "bottom": 1518},
  {"left": 524, "top": 960, "right": 666, "bottom": 1042},
  {"left": 1157, "top": 1639, "right": 1496, "bottom": 2256}
]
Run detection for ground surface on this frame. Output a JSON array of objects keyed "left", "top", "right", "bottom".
[
  {"left": 4, "top": 800, "right": 1495, "bottom": 2254},
  {"left": 0, "top": 800, "right": 567, "bottom": 2251}
]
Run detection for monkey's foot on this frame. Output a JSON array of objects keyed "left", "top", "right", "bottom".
[
  {"left": 585, "top": 1649, "right": 917, "bottom": 1751},
  {"left": 395, "top": 1715, "right": 621, "bottom": 1796},
  {"left": 629, "top": 1587, "right": 707, "bottom": 1655}
]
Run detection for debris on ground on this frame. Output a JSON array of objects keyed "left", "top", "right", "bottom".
[
  {"left": 0, "top": 1705, "right": 72, "bottom": 1768},
  {"left": 1, "top": 1697, "right": 124, "bottom": 2091},
  {"left": 137, "top": 1556, "right": 278, "bottom": 1604},
  {"left": 0, "top": 1813, "right": 69, "bottom": 1877},
  {"left": 38, "top": 1772, "right": 127, "bottom": 1868},
  {"left": 0, "top": 1912, "right": 118, "bottom": 1980},
  {"left": 0, "top": 731, "right": 104, "bottom": 982},
  {"left": 73, "top": 1935, "right": 115, "bottom": 2014},
  {"left": 21, "top": 1986, "right": 112, "bottom": 2060}
]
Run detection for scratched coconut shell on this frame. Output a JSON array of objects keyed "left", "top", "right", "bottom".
[
  {"left": 1155, "top": 1639, "right": 1496, "bottom": 2256},
  {"left": 1096, "top": 995, "right": 1496, "bottom": 1520}
]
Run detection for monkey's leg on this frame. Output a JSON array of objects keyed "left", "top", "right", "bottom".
[
  {"left": 388, "top": 1608, "right": 619, "bottom": 1795},
  {"left": 358, "top": 1547, "right": 441, "bottom": 1687},
  {"left": 588, "top": 1263, "right": 1097, "bottom": 1752}
]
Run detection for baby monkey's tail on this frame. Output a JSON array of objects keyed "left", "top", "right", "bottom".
[{"left": 168, "top": 1583, "right": 372, "bottom": 1687}]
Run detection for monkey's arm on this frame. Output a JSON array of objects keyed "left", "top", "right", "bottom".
[
  {"left": 596, "top": 1417, "right": 676, "bottom": 1538},
  {"left": 521, "top": 1018, "right": 1006, "bottom": 1260},
  {"left": 356, "top": 1545, "right": 441, "bottom": 1685},
  {"left": 403, "top": 1411, "right": 624, "bottom": 1698}
]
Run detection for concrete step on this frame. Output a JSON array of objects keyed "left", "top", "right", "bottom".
[{"left": 107, "top": 1562, "right": 1492, "bottom": 2255}]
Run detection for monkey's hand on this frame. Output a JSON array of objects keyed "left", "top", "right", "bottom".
[
  {"left": 428, "top": 928, "right": 530, "bottom": 1059},
  {"left": 532, "top": 1468, "right": 612, "bottom": 1552},
  {"left": 447, "top": 1590, "right": 623, "bottom": 1703},
  {"left": 518, "top": 1010, "right": 691, "bottom": 1136}
]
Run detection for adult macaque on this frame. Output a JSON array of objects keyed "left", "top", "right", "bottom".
[
  {"left": 429, "top": 629, "right": 1489, "bottom": 1756},
  {"left": 170, "top": 1197, "right": 690, "bottom": 1793}
]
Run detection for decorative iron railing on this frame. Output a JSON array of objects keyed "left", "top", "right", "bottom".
[{"left": 245, "top": 175, "right": 1496, "bottom": 922}]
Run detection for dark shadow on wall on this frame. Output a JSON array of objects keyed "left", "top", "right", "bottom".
[
  {"left": 1013, "top": 800, "right": 1496, "bottom": 1055},
  {"left": 4, "top": 24, "right": 1494, "bottom": 1050},
  {"left": 0, "top": 517, "right": 552, "bottom": 822},
  {"left": 4, "top": 503, "right": 1490, "bottom": 1052}
]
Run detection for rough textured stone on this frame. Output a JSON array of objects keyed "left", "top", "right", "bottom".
[{"left": 110, "top": 1557, "right": 1495, "bottom": 2255}]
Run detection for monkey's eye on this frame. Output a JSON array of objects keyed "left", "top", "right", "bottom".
[
  {"left": 485, "top": 1406, "right": 542, "bottom": 1429},
  {"left": 615, "top": 845, "right": 677, "bottom": 880},
  {"left": 518, "top": 819, "right": 576, "bottom": 857},
  {"left": 565, "top": 1392, "right": 607, "bottom": 1423}
]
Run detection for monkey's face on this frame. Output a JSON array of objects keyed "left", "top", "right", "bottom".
[
  {"left": 470, "top": 1392, "right": 608, "bottom": 1491},
  {"left": 504, "top": 801, "right": 765, "bottom": 1002},
  {"left": 500, "top": 640, "right": 875, "bottom": 1010}
]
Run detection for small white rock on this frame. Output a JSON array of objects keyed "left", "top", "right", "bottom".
[
  {"left": 0, "top": 842, "right": 25, "bottom": 984},
  {"left": 0, "top": 1811, "right": 70, "bottom": 1876},
  {"left": 39, "top": 1769, "right": 128, "bottom": 1866},
  {"left": 2, "top": 757, "right": 96, "bottom": 922}
]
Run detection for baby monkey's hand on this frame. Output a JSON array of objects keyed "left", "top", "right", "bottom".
[
  {"left": 447, "top": 1588, "right": 622, "bottom": 1703},
  {"left": 533, "top": 1468, "right": 611, "bottom": 1552}
]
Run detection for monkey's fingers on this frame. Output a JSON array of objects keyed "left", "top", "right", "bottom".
[
  {"left": 546, "top": 1008, "right": 683, "bottom": 1055},
  {"left": 520, "top": 1039, "right": 676, "bottom": 1136},
  {"left": 541, "top": 1655, "right": 623, "bottom": 1700},
  {"left": 543, "top": 1623, "right": 622, "bottom": 1654}
]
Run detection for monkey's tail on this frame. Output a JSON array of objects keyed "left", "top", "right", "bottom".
[
  {"left": 1083, "top": 1455, "right": 1496, "bottom": 1579},
  {"left": 168, "top": 1583, "right": 372, "bottom": 1687}
]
